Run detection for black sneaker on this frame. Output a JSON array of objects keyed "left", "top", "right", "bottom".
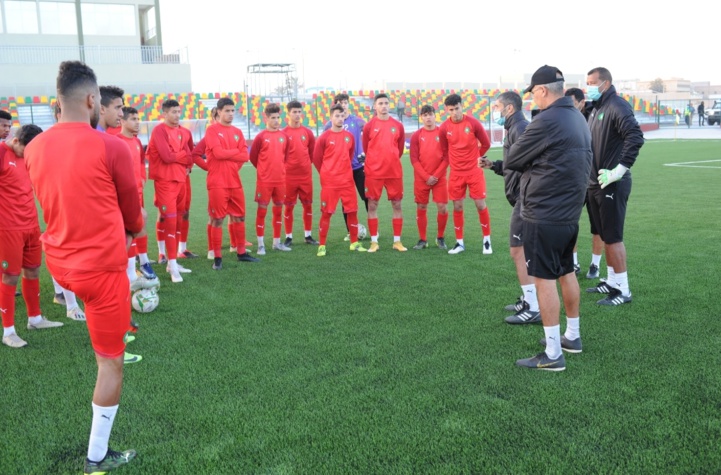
[
  {"left": 413, "top": 240, "right": 428, "bottom": 250},
  {"left": 304, "top": 235, "right": 319, "bottom": 245},
  {"left": 574, "top": 264, "right": 581, "bottom": 275},
  {"left": 237, "top": 252, "right": 260, "bottom": 263},
  {"left": 597, "top": 288, "right": 632, "bottom": 306},
  {"left": 435, "top": 237, "right": 447, "bottom": 250},
  {"left": 539, "top": 335, "right": 583, "bottom": 353},
  {"left": 515, "top": 351, "right": 566, "bottom": 371},
  {"left": 212, "top": 257, "right": 222, "bottom": 270},
  {"left": 505, "top": 308, "right": 541, "bottom": 324},
  {"left": 586, "top": 264, "right": 600, "bottom": 279},
  {"left": 284, "top": 237, "right": 293, "bottom": 247},
  {"left": 84, "top": 448, "right": 137, "bottom": 474},
  {"left": 504, "top": 296, "right": 526, "bottom": 312},
  {"left": 586, "top": 280, "right": 614, "bottom": 294}
]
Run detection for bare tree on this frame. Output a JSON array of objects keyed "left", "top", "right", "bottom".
[{"left": 649, "top": 78, "right": 665, "bottom": 93}]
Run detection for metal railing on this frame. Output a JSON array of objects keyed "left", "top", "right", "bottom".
[{"left": 0, "top": 45, "right": 188, "bottom": 65}]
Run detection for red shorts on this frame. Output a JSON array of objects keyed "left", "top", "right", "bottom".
[
  {"left": 0, "top": 228, "right": 41, "bottom": 276},
  {"left": 154, "top": 180, "right": 186, "bottom": 217},
  {"left": 184, "top": 175, "right": 192, "bottom": 212},
  {"left": 255, "top": 183, "right": 285, "bottom": 206},
  {"left": 365, "top": 177, "right": 404, "bottom": 201},
  {"left": 208, "top": 187, "right": 246, "bottom": 219},
  {"left": 48, "top": 264, "right": 130, "bottom": 359},
  {"left": 448, "top": 170, "right": 487, "bottom": 201},
  {"left": 414, "top": 176, "right": 448, "bottom": 204},
  {"left": 321, "top": 186, "right": 358, "bottom": 214},
  {"left": 285, "top": 180, "right": 313, "bottom": 206}
]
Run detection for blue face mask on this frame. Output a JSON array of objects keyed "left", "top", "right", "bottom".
[
  {"left": 494, "top": 106, "right": 509, "bottom": 126},
  {"left": 587, "top": 81, "right": 606, "bottom": 101}
]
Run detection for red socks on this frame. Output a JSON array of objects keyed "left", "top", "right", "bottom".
[
  {"left": 453, "top": 210, "right": 464, "bottom": 240},
  {"left": 416, "top": 209, "right": 428, "bottom": 241}
]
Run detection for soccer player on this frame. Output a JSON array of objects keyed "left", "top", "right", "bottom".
[
  {"left": 147, "top": 99, "right": 194, "bottom": 282},
  {"left": 323, "top": 93, "right": 368, "bottom": 240},
  {"left": 25, "top": 60, "right": 140, "bottom": 471},
  {"left": 0, "top": 110, "right": 12, "bottom": 140},
  {"left": 480, "top": 92, "right": 540, "bottom": 324},
  {"left": 585, "top": 67, "right": 644, "bottom": 305},
  {"left": 117, "top": 106, "right": 160, "bottom": 288},
  {"left": 409, "top": 105, "right": 449, "bottom": 250},
  {"left": 204, "top": 97, "right": 259, "bottom": 269},
  {"left": 362, "top": 93, "right": 406, "bottom": 252},
  {"left": 249, "top": 103, "right": 289, "bottom": 255},
  {"left": 98, "top": 85, "right": 124, "bottom": 133},
  {"left": 313, "top": 103, "right": 367, "bottom": 256},
  {"left": 439, "top": 93, "right": 492, "bottom": 255},
  {"left": 283, "top": 100, "right": 318, "bottom": 246},
  {"left": 1, "top": 124, "right": 64, "bottom": 349}
]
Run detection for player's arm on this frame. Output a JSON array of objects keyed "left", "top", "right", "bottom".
[
  {"left": 615, "top": 103, "right": 644, "bottom": 169},
  {"left": 438, "top": 123, "right": 449, "bottom": 157},
  {"left": 152, "top": 127, "right": 187, "bottom": 164},
  {"left": 506, "top": 120, "right": 547, "bottom": 172},
  {"left": 362, "top": 122, "right": 370, "bottom": 156},
  {"left": 311, "top": 134, "right": 325, "bottom": 172},
  {"left": 205, "top": 130, "right": 244, "bottom": 162},
  {"left": 473, "top": 118, "right": 491, "bottom": 157},
  {"left": 191, "top": 138, "right": 208, "bottom": 171},
  {"left": 306, "top": 128, "right": 316, "bottom": 159},
  {"left": 397, "top": 122, "right": 406, "bottom": 158},
  {"left": 409, "top": 133, "right": 431, "bottom": 182},
  {"left": 106, "top": 140, "right": 143, "bottom": 235},
  {"left": 249, "top": 133, "right": 262, "bottom": 168},
  {"left": 431, "top": 154, "right": 449, "bottom": 180}
]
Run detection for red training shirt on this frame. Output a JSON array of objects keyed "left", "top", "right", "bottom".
[
  {"left": 0, "top": 143, "right": 38, "bottom": 230},
  {"left": 147, "top": 122, "right": 194, "bottom": 182},
  {"left": 115, "top": 133, "right": 146, "bottom": 192},
  {"left": 190, "top": 138, "right": 209, "bottom": 172},
  {"left": 282, "top": 125, "right": 316, "bottom": 183},
  {"left": 409, "top": 127, "right": 448, "bottom": 182},
  {"left": 204, "top": 123, "right": 249, "bottom": 189},
  {"left": 312, "top": 129, "right": 355, "bottom": 189},
  {"left": 249, "top": 130, "right": 288, "bottom": 186},
  {"left": 438, "top": 114, "right": 491, "bottom": 175},
  {"left": 362, "top": 116, "right": 405, "bottom": 179}
]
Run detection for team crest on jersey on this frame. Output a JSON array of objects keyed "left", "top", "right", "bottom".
[
  {"left": 344, "top": 136, "right": 350, "bottom": 143},
  {"left": 278, "top": 137, "right": 285, "bottom": 143},
  {"left": 321, "top": 201, "right": 327, "bottom": 207},
  {"left": 136, "top": 145, "right": 140, "bottom": 151},
  {"left": 1, "top": 261, "right": 7, "bottom": 270},
  {"left": 464, "top": 126, "right": 471, "bottom": 134},
  {"left": 435, "top": 136, "right": 439, "bottom": 142},
  {"left": 301, "top": 135, "right": 306, "bottom": 141},
  {"left": 234, "top": 135, "right": 239, "bottom": 141},
  {"left": 161, "top": 205, "right": 167, "bottom": 212},
  {"left": 257, "top": 192, "right": 262, "bottom": 198},
  {"left": 391, "top": 127, "right": 397, "bottom": 134},
  {"left": 597, "top": 112, "right": 605, "bottom": 121},
  {"left": 178, "top": 134, "right": 182, "bottom": 141}
]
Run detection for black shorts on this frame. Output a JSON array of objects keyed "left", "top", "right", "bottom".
[
  {"left": 509, "top": 202, "right": 523, "bottom": 248},
  {"left": 522, "top": 221, "right": 578, "bottom": 280},
  {"left": 584, "top": 195, "right": 598, "bottom": 235},
  {"left": 587, "top": 178, "right": 631, "bottom": 244}
]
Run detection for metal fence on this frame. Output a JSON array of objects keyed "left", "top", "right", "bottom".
[{"left": 0, "top": 45, "right": 188, "bottom": 65}]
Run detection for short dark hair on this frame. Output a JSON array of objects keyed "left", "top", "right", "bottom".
[
  {"left": 16, "top": 124, "right": 43, "bottom": 145},
  {"left": 330, "top": 103, "right": 344, "bottom": 116},
  {"left": 56, "top": 61, "right": 97, "bottom": 100},
  {"left": 100, "top": 85, "right": 124, "bottom": 107},
  {"left": 420, "top": 105, "right": 435, "bottom": 115},
  {"left": 0, "top": 110, "right": 12, "bottom": 121},
  {"left": 564, "top": 88, "right": 585, "bottom": 103},
  {"left": 373, "top": 93, "right": 389, "bottom": 104},
  {"left": 444, "top": 94, "right": 462, "bottom": 107},
  {"left": 265, "top": 103, "right": 280, "bottom": 116},
  {"left": 121, "top": 106, "right": 138, "bottom": 118},
  {"left": 334, "top": 93, "right": 349, "bottom": 103},
  {"left": 162, "top": 99, "right": 180, "bottom": 111},
  {"left": 497, "top": 91, "right": 522, "bottom": 112},
  {"left": 286, "top": 100, "right": 302, "bottom": 111},
  {"left": 217, "top": 97, "right": 235, "bottom": 110},
  {"left": 587, "top": 67, "right": 612, "bottom": 83}
]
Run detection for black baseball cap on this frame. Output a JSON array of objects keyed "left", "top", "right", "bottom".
[{"left": 524, "top": 65, "right": 564, "bottom": 94}]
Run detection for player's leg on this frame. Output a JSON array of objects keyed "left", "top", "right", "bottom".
[
  {"left": 159, "top": 181, "right": 185, "bottom": 283},
  {"left": 206, "top": 216, "right": 214, "bottom": 259},
  {"left": 342, "top": 186, "right": 365, "bottom": 252},
  {"left": 23, "top": 229, "right": 62, "bottom": 331},
  {"left": 317, "top": 188, "right": 337, "bottom": 257},
  {"left": 230, "top": 187, "right": 258, "bottom": 263},
  {"left": 387, "top": 178, "right": 405, "bottom": 251},
  {"left": 0, "top": 231, "right": 24, "bottom": 346},
  {"left": 284, "top": 182, "right": 297, "bottom": 246},
  {"left": 271, "top": 186, "right": 290, "bottom": 252},
  {"left": 433, "top": 179, "right": 449, "bottom": 249},
  {"left": 414, "top": 202, "right": 428, "bottom": 249},
  {"left": 299, "top": 181, "right": 317, "bottom": 245},
  {"left": 469, "top": 170, "right": 491, "bottom": 254},
  {"left": 504, "top": 202, "right": 540, "bottom": 325},
  {"left": 208, "top": 188, "right": 228, "bottom": 269},
  {"left": 178, "top": 175, "right": 197, "bottom": 258},
  {"left": 365, "top": 178, "right": 382, "bottom": 252},
  {"left": 255, "top": 185, "right": 270, "bottom": 255},
  {"left": 153, "top": 183, "right": 167, "bottom": 263},
  {"left": 448, "top": 175, "right": 466, "bottom": 253},
  {"left": 597, "top": 180, "right": 632, "bottom": 305}
]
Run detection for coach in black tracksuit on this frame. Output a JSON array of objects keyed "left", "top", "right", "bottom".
[
  {"left": 585, "top": 67, "right": 645, "bottom": 307},
  {"left": 505, "top": 65, "right": 592, "bottom": 371}
]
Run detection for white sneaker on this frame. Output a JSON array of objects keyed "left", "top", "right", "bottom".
[
  {"left": 343, "top": 233, "right": 350, "bottom": 242},
  {"left": 130, "top": 276, "right": 160, "bottom": 291},
  {"left": 2, "top": 333, "right": 27, "bottom": 348},
  {"left": 169, "top": 268, "right": 183, "bottom": 283},
  {"left": 166, "top": 264, "right": 192, "bottom": 274},
  {"left": 272, "top": 243, "right": 292, "bottom": 252},
  {"left": 207, "top": 250, "right": 215, "bottom": 260},
  {"left": 229, "top": 246, "right": 238, "bottom": 253},
  {"left": 257, "top": 245, "right": 266, "bottom": 256},
  {"left": 483, "top": 238, "right": 493, "bottom": 255},
  {"left": 67, "top": 306, "right": 86, "bottom": 321},
  {"left": 27, "top": 317, "right": 64, "bottom": 330},
  {"left": 448, "top": 243, "right": 465, "bottom": 255}
]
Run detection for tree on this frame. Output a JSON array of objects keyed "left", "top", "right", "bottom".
[
  {"left": 272, "top": 76, "right": 304, "bottom": 101},
  {"left": 649, "top": 78, "right": 665, "bottom": 93}
]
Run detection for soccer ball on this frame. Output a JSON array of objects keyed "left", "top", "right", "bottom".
[
  {"left": 131, "top": 288, "right": 159, "bottom": 313},
  {"left": 357, "top": 223, "right": 368, "bottom": 240}
]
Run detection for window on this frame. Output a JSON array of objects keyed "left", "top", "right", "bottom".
[
  {"left": 144, "top": 6, "right": 156, "bottom": 39},
  {"left": 39, "top": 2, "right": 77, "bottom": 35},
  {"left": 5, "top": 1, "right": 40, "bottom": 34},
  {"left": 81, "top": 3, "right": 135, "bottom": 36}
]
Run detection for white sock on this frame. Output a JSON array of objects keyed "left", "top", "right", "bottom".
[
  {"left": 591, "top": 254, "right": 602, "bottom": 267},
  {"left": 28, "top": 315, "right": 42, "bottom": 325},
  {"left": 87, "top": 403, "right": 119, "bottom": 462},
  {"left": 483, "top": 236, "right": 491, "bottom": 243},
  {"left": 273, "top": 237, "right": 280, "bottom": 246},
  {"left": 521, "top": 284, "right": 538, "bottom": 312},
  {"left": 616, "top": 271, "right": 630, "bottom": 296},
  {"left": 178, "top": 241, "right": 187, "bottom": 254},
  {"left": 127, "top": 258, "right": 137, "bottom": 282},
  {"left": 371, "top": 235, "right": 379, "bottom": 243},
  {"left": 543, "top": 325, "right": 562, "bottom": 359},
  {"left": 157, "top": 241, "right": 166, "bottom": 255},
  {"left": 565, "top": 316, "right": 580, "bottom": 341},
  {"left": 573, "top": 252, "right": 578, "bottom": 266},
  {"left": 457, "top": 239, "right": 465, "bottom": 247},
  {"left": 257, "top": 236, "right": 265, "bottom": 247},
  {"left": 393, "top": 236, "right": 401, "bottom": 242},
  {"left": 304, "top": 230, "right": 311, "bottom": 238},
  {"left": 3, "top": 325, "right": 16, "bottom": 337},
  {"left": 286, "top": 233, "right": 293, "bottom": 239},
  {"left": 52, "top": 277, "right": 63, "bottom": 294},
  {"left": 63, "top": 290, "right": 78, "bottom": 310},
  {"left": 606, "top": 266, "right": 616, "bottom": 286},
  {"left": 168, "top": 259, "right": 178, "bottom": 272},
  {"left": 138, "top": 253, "right": 149, "bottom": 265}
]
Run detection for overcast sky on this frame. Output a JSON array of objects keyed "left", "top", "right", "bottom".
[{"left": 161, "top": 0, "right": 720, "bottom": 93}]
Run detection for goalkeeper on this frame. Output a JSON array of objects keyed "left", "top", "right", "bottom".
[{"left": 584, "top": 67, "right": 645, "bottom": 306}]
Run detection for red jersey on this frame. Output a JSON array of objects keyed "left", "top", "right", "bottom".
[
  {"left": 190, "top": 138, "right": 209, "bottom": 172},
  {"left": 24, "top": 122, "right": 143, "bottom": 272},
  {"left": 282, "top": 125, "right": 315, "bottom": 183},
  {"left": 115, "top": 133, "right": 146, "bottom": 191},
  {"left": 409, "top": 127, "right": 447, "bottom": 182},
  {"left": 147, "top": 122, "right": 194, "bottom": 182},
  {"left": 312, "top": 129, "right": 355, "bottom": 189},
  {"left": 249, "top": 130, "right": 287, "bottom": 186},
  {"left": 106, "top": 126, "right": 121, "bottom": 136},
  {"left": 439, "top": 114, "right": 490, "bottom": 175},
  {"left": 204, "top": 123, "right": 249, "bottom": 189},
  {"left": 362, "top": 116, "right": 405, "bottom": 179},
  {"left": 0, "top": 143, "right": 38, "bottom": 230}
]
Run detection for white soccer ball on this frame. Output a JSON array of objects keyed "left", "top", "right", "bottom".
[
  {"left": 132, "top": 288, "right": 159, "bottom": 313},
  {"left": 357, "top": 223, "right": 368, "bottom": 240}
]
